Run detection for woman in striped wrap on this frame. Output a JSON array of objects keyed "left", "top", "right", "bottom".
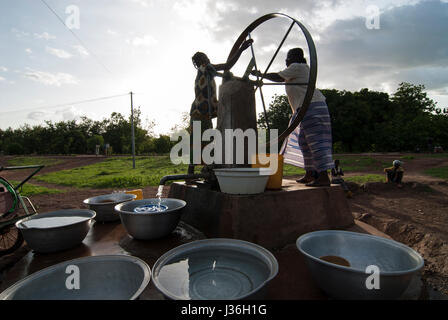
[{"left": 252, "top": 48, "right": 334, "bottom": 187}]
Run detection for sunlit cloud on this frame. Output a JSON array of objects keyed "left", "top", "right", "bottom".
[
  {"left": 45, "top": 46, "right": 73, "bottom": 59},
  {"left": 0, "top": 66, "right": 7, "bottom": 72},
  {"left": 73, "top": 45, "right": 89, "bottom": 57},
  {"left": 25, "top": 48, "right": 32, "bottom": 55},
  {"left": 130, "top": 35, "right": 158, "bottom": 47},
  {"left": 34, "top": 32, "right": 56, "bottom": 40},
  {"left": 22, "top": 68, "right": 79, "bottom": 86}
]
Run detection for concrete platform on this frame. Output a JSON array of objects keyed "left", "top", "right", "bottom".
[{"left": 169, "top": 179, "right": 354, "bottom": 249}]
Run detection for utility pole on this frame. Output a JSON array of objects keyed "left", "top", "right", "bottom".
[{"left": 130, "top": 91, "right": 136, "bottom": 169}]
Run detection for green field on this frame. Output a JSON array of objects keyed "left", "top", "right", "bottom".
[
  {"left": 36, "top": 156, "right": 189, "bottom": 188},
  {"left": 7, "top": 157, "right": 63, "bottom": 167},
  {"left": 344, "top": 174, "right": 385, "bottom": 184},
  {"left": 424, "top": 166, "right": 448, "bottom": 180},
  {"left": 29, "top": 153, "right": 447, "bottom": 189},
  {"left": 8, "top": 180, "right": 63, "bottom": 196}
]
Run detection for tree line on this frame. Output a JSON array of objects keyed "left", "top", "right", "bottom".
[
  {"left": 0, "top": 107, "right": 174, "bottom": 155},
  {"left": 258, "top": 82, "right": 448, "bottom": 153},
  {"left": 1, "top": 82, "right": 446, "bottom": 155}
]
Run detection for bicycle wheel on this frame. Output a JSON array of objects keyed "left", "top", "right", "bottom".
[
  {"left": 0, "top": 177, "right": 25, "bottom": 256},
  {"left": 0, "top": 224, "right": 24, "bottom": 256}
]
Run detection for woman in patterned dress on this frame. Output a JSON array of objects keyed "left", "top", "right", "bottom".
[
  {"left": 188, "top": 39, "right": 253, "bottom": 174},
  {"left": 252, "top": 48, "right": 334, "bottom": 187}
]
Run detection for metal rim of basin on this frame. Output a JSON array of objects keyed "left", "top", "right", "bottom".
[
  {"left": 213, "top": 168, "right": 273, "bottom": 175},
  {"left": 114, "top": 198, "right": 187, "bottom": 216},
  {"left": 0, "top": 255, "right": 151, "bottom": 300},
  {"left": 83, "top": 193, "right": 136, "bottom": 206},
  {"left": 296, "top": 230, "right": 424, "bottom": 276},
  {"left": 151, "top": 238, "right": 279, "bottom": 300},
  {"left": 15, "top": 209, "right": 96, "bottom": 230}
]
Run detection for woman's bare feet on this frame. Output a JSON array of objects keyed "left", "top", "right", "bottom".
[
  {"left": 305, "top": 171, "right": 331, "bottom": 187},
  {"left": 296, "top": 170, "right": 315, "bottom": 184}
]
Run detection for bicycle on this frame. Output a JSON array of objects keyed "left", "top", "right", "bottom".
[{"left": 0, "top": 165, "right": 44, "bottom": 256}]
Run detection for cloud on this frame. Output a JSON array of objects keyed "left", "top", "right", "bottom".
[
  {"left": 55, "top": 106, "right": 82, "bottom": 121},
  {"left": 23, "top": 68, "right": 79, "bottom": 86},
  {"left": 46, "top": 46, "right": 73, "bottom": 59},
  {"left": 73, "top": 45, "right": 89, "bottom": 57},
  {"left": 25, "top": 48, "right": 32, "bottom": 54},
  {"left": 315, "top": 0, "right": 448, "bottom": 92},
  {"left": 130, "top": 0, "right": 152, "bottom": 7},
  {"left": 0, "top": 76, "right": 5, "bottom": 81},
  {"left": 107, "top": 29, "right": 119, "bottom": 36},
  {"left": 130, "top": 35, "right": 158, "bottom": 47},
  {"left": 0, "top": 66, "right": 7, "bottom": 72},
  {"left": 27, "top": 111, "right": 48, "bottom": 120},
  {"left": 34, "top": 32, "right": 56, "bottom": 40},
  {"left": 11, "top": 28, "right": 29, "bottom": 38}
]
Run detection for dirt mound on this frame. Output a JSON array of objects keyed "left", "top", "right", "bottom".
[{"left": 349, "top": 180, "right": 448, "bottom": 295}]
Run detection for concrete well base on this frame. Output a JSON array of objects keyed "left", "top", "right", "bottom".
[{"left": 168, "top": 179, "right": 354, "bottom": 249}]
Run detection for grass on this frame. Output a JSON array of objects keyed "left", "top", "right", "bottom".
[
  {"left": 336, "top": 156, "right": 390, "bottom": 171},
  {"left": 8, "top": 180, "right": 63, "bottom": 196},
  {"left": 283, "top": 164, "right": 306, "bottom": 176},
  {"left": 7, "top": 157, "right": 63, "bottom": 167},
  {"left": 36, "top": 156, "right": 190, "bottom": 188},
  {"left": 344, "top": 174, "right": 385, "bottom": 184},
  {"left": 424, "top": 166, "right": 448, "bottom": 180}
]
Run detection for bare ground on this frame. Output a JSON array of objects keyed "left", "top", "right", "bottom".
[{"left": 1, "top": 154, "right": 448, "bottom": 296}]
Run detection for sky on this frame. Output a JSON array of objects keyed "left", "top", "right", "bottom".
[{"left": 0, "top": 0, "right": 447, "bottom": 135}]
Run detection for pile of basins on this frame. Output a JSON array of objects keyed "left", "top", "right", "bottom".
[{"left": 3, "top": 168, "right": 425, "bottom": 300}]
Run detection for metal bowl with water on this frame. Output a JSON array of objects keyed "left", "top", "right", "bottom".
[
  {"left": 83, "top": 193, "right": 136, "bottom": 222},
  {"left": 152, "top": 238, "right": 279, "bottom": 300},
  {"left": 296, "top": 230, "right": 424, "bottom": 300},
  {"left": 16, "top": 209, "right": 95, "bottom": 253},
  {"left": 0, "top": 255, "right": 151, "bottom": 300},
  {"left": 114, "top": 198, "right": 186, "bottom": 240}
]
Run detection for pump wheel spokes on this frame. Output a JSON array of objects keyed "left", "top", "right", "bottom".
[{"left": 227, "top": 13, "right": 318, "bottom": 146}]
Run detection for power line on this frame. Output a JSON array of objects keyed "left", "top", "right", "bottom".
[
  {"left": 0, "top": 93, "right": 130, "bottom": 115},
  {"left": 39, "top": 0, "right": 113, "bottom": 74}
]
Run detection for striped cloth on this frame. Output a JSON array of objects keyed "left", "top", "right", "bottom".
[{"left": 280, "top": 101, "right": 334, "bottom": 172}]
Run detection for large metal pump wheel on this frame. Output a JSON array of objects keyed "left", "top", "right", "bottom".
[{"left": 227, "top": 13, "right": 318, "bottom": 146}]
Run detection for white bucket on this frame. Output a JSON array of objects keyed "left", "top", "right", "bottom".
[{"left": 213, "top": 168, "right": 272, "bottom": 195}]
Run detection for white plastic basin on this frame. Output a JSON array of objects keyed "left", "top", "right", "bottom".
[{"left": 214, "top": 168, "right": 272, "bottom": 195}]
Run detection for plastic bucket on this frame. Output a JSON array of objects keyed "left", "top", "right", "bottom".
[
  {"left": 251, "top": 154, "right": 284, "bottom": 189},
  {"left": 125, "top": 189, "right": 143, "bottom": 200}
]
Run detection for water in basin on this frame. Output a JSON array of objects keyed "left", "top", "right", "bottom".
[
  {"left": 154, "top": 249, "right": 271, "bottom": 300},
  {"left": 21, "top": 216, "right": 91, "bottom": 229},
  {"left": 156, "top": 185, "right": 164, "bottom": 209},
  {"left": 133, "top": 204, "right": 168, "bottom": 213}
]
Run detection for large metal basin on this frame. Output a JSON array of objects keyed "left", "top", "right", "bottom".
[
  {"left": 114, "top": 198, "right": 186, "bottom": 240},
  {"left": 83, "top": 193, "right": 136, "bottom": 222},
  {"left": 296, "top": 230, "right": 424, "bottom": 300},
  {"left": 0, "top": 255, "right": 151, "bottom": 300},
  {"left": 16, "top": 209, "right": 95, "bottom": 253},
  {"left": 152, "top": 238, "right": 278, "bottom": 300}
]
